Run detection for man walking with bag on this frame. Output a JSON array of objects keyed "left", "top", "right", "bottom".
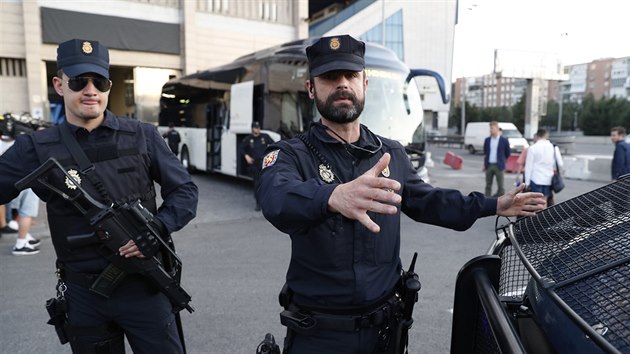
[{"left": 525, "top": 128, "right": 563, "bottom": 203}]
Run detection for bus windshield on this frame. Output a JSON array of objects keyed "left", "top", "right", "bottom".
[{"left": 312, "top": 68, "right": 424, "bottom": 147}]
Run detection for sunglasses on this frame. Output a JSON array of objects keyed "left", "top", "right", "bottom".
[
  {"left": 64, "top": 76, "right": 111, "bottom": 92},
  {"left": 345, "top": 136, "right": 383, "bottom": 159}
]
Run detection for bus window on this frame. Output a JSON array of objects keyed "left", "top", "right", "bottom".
[
  {"left": 281, "top": 92, "right": 299, "bottom": 136},
  {"left": 297, "top": 91, "right": 315, "bottom": 133}
]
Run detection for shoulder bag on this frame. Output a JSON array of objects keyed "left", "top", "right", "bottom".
[{"left": 551, "top": 145, "right": 565, "bottom": 193}]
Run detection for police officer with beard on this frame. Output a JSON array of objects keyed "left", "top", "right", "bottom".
[
  {"left": 0, "top": 39, "right": 198, "bottom": 353},
  {"left": 257, "top": 35, "right": 546, "bottom": 354}
]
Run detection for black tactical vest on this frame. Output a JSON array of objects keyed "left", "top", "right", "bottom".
[{"left": 29, "top": 118, "right": 156, "bottom": 262}]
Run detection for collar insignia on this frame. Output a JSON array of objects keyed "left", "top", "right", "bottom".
[
  {"left": 319, "top": 164, "right": 335, "bottom": 183},
  {"left": 65, "top": 169, "right": 81, "bottom": 190}
]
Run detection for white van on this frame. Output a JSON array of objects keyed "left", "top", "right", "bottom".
[{"left": 464, "top": 122, "right": 529, "bottom": 154}]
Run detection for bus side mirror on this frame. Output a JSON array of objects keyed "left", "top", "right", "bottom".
[{"left": 406, "top": 69, "right": 450, "bottom": 104}]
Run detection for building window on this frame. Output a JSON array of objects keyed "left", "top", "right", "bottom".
[
  {"left": 210, "top": 0, "right": 228, "bottom": 13},
  {"left": 124, "top": 72, "right": 135, "bottom": 107},
  {"left": 0, "top": 58, "right": 26, "bottom": 77},
  {"left": 259, "top": 1, "right": 277, "bottom": 21},
  {"left": 359, "top": 9, "right": 404, "bottom": 60}
]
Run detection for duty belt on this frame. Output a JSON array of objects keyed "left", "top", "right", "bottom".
[
  {"left": 280, "top": 293, "right": 401, "bottom": 334},
  {"left": 56, "top": 260, "right": 128, "bottom": 298}
]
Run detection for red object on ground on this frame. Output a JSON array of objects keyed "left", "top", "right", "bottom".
[
  {"left": 443, "top": 151, "right": 463, "bottom": 170},
  {"left": 505, "top": 153, "right": 520, "bottom": 173}
]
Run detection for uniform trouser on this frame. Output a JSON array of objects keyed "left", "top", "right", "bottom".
[
  {"left": 485, "top": 164, "right": 505, "bottom": 197},
  {"left": 65, "top": 274, "right": 183, "bottom": 354},
  {"left": 249, "top": 163, "right": 262, "bottom": 206},
  {"left": 287, "top": 327, "right": 396, "bottom": 354},
  {"left": 169, "top": 144, "right": 179, "bottom": 156}
]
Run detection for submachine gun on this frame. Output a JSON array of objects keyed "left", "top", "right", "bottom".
[{"left": 15, "top": 157, "right": 194, "bottom": 313}]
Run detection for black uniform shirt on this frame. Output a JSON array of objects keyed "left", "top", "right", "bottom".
[
  {"left": 241, "top": 133, "right": 273, "bottom": 163},
  {"left": 259, "top": 122, "right": 497, "bottom": 308},
  {"left": 0, "top": 111, "right": 198, "bottom": 236}
]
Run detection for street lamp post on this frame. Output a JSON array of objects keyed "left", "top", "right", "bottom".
[{"left": 557, "top": 94, "right": 563, "bottom": 133}]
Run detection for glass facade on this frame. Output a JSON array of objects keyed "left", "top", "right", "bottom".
[{"left": 359, "top": 9, "right": 404, "bottom": 60}]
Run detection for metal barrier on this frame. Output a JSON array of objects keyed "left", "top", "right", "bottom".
[{"left": 427, "top": 135, "right": 464, "bottom": 149}]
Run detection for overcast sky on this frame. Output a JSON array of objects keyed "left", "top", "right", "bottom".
[{"left": 452, "top": 0, "right": 630, "bottom": 79}]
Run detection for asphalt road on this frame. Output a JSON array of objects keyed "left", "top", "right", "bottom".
[{"left": 0, "top": 144, "right": 608, "bottom": 354}]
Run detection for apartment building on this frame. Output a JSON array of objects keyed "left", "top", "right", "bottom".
[
  {"left": 611, "top": 57, "right": 630, "bottom": 99},
  {"left": 455, "top": 55, "right": 630, "bottom": 115},
  {"left": 454, "top": 75, "right": 532, "bottom": 108}
]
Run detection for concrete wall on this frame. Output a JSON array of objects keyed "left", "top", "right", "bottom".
[
  {"left": 0, "top": 2, "right": 28, "bottom": 114},
  {"left": 561, "top": 135, "right": 614, "bottom": 183},
  {"left": 564, "top": 155, "right": 612, "bottom": 182}
]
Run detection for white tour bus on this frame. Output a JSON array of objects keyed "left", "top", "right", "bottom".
[{"left": 158, "top": 38, "right": 448, "bottom": 180}]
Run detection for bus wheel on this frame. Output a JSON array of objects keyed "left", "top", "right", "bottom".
[
  {"left": 467, "top": 145, "right": 476, "bottom": 154},
  {"left": 180, "top": 147, "right": 195, "bottom": 173}
]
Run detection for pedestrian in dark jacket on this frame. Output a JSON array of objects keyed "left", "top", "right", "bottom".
[
  {"left": 483, "top": 121, "right": 511, "bottom": 196},
  {"left": 610, "top": 126, "right": 630, "bottom": 180}
]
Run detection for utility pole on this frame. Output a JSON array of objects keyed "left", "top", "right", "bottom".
[{"left": 461, "top": 78, "right": 466, "bottom": 135}]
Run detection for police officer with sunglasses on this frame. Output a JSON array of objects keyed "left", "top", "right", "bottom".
[
  {"left": 257, "top": 35, "right": 547, "bottom": 354},
  {"left": 0, "top": 39, "right": 198, "bottom": 353}
]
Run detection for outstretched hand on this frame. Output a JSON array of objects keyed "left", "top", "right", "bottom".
[
  {"left": 328, "top": 153, "right": 402, "bottom": 233},
  {"left": 496, "top": 184, "right": 547, "bottom": 217}
]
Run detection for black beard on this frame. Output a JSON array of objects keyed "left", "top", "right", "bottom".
[{"left": 314, "top": 90, "right": 365, "bottom": 124}]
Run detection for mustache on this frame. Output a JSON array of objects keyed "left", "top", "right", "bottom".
[{"left": 327, "top": 91, "right": 358, "bottom": 104}]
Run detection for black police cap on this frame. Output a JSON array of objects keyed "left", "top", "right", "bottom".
[
  {"left": 57, "top": 39, "right": 110, "bottom": 79},
  {"left": 306, "top": 35, "right": 365, "bottom": 77},
  {"left": 251, "top": 121, "right": 261, "bottom": 129}
]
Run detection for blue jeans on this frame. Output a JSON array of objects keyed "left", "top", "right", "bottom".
[{"left": 529, "top": 181, "right": 551, "bottom": 197}]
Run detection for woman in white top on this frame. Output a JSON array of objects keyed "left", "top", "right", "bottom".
[{"left": 525, "top": 128, "right": 563, "bottom": 204}]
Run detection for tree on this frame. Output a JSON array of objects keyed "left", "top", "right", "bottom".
[
  {"left": 579, "top": 95, "right": 630, "bottom": 135},
  {"left": 541, "top": 100, "right": 575, "bottom": 132},
  {"left": 449, "top": 91, "right": 630, "bottom": 136},
  {"left": 511, "top": 94, "right": 526, "bottom": 132}
]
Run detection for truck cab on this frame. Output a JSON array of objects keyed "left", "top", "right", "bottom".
[{"left": 451, "top": 176, "right": 630, "bottom": 353}]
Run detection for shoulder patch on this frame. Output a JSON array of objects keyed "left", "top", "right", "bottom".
[{"left": 262, "top": 149, "right": 280, "bottom": 169}]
